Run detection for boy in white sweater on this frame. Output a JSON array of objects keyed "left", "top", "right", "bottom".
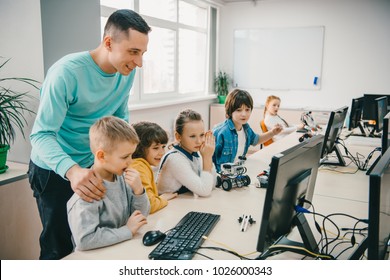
[{"left": 67, "top": 116, "right": 150, "bottom": 251}]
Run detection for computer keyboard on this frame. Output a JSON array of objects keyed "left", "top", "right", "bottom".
[{"left": 148, "top": 211, "right": 220, "bottom": 260}]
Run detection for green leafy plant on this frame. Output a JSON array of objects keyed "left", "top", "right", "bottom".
[
  {"left": 0, "top": 57, "right": 39, "bottom": 146},
  {"left": 214, "top": 71, "right": 231, "bottom": 96}
]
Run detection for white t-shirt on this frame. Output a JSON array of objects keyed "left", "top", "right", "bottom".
[
  {"left": 235, "top": 128, "right": 246, "bottom": 162},
  {"left": 264, "top": 113, "right": 298, "bottom": 141}
]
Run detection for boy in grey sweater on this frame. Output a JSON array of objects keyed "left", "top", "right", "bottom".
[{"left": 67, "top": 116, "right": 150, "bottom": 251}]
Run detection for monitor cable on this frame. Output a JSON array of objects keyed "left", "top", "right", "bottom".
[
  {"left": 321, "top": 213, "right": 367, "bottom": 256},
  {"left": 362, "top": 147, "right": 382, "bottom": 171},
  {"left": 295, "top": 202, "right": 356, "bottom": 256},
  {"left": 335, "top": 139, "right": 380, "bottom": 171},
  {"left": 332, "top": 220, "right": 368, "bottom": 259}
]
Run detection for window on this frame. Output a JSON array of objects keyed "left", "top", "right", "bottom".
[{"left": 100, "top": 0, "right": 218, "bottom": 105}]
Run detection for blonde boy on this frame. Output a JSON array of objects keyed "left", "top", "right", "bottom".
[{"left": 67, "top": 116, "right": 150, "bottom": 251}]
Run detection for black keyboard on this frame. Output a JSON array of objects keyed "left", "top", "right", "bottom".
[{"left": 148, "top": 211, "right": 220, "bottom": 260}]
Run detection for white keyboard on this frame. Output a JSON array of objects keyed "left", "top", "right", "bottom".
[{"left": 344, "top": 135, "right": 381, "bottom": 147}]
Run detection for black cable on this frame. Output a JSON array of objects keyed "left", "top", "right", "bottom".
[
  {"left": 336, "top": 139, "right": 381, "bottom": 171},
  {"left": 319, "top": 164, "right": 359, "bottom": 174},
  {"left": 292, "top": 200, "right": 370, "bottom": 259},
  {"left": 319, "top": 213, "right": 340, "bottom": 255},
  {"left": 192, "top": 251, "right": 214, "bottom": 260},
  {"left": 198, "top": 246, "right": 252, "bottom": 260},
  {"left": 326, "top": 229, "right": 368, "bottom": 259},
  {"left": 334, "top": 243, "right": 356, "bottom": 259},
  {"left": 321, "top": 212, "right": 367, "bottom": 255}
]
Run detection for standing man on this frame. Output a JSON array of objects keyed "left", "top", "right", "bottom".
[{"left": 29, "top": 9, "right": 151, "bottom": 260}]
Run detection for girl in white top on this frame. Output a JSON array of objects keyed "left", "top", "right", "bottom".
[
  {"left": 264, "top": 95, "right": 305, "bottom": 142},
  {"left": 157, "top": 109, "right": 216, "bottom": 197}
]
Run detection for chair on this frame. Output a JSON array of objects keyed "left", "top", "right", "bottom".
[{"left": 260, "top": 120, "right": 274, "bottom": 147}]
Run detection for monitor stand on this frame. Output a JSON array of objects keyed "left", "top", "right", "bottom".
[
  {"left": 320, "top": 144, "right": 346, "bottom": 166},
  {"left": 365, "top": 122, "right": 381, "bottom": 138},
  {"left": 256, "top": 213, "right": 319, "bottom": 259},
  {"left": 354, "top": 121, "right": 370, "bottom": 137},
  {"left": 348, "top": 237, "right": 367, "bottom": 260},
  {"left": 365, "top": 154, "right": 382, "bottom": 175},
  {"left": 350, "top": 121, "right": 373, "bottom": 137}
]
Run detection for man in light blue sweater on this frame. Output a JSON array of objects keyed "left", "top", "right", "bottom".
[{"left": 29, "top": 10, "right": 150, "bottom": 259}]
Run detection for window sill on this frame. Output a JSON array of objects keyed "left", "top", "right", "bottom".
[{"left": 128, "top": 94, "right": 218, "bottom": 111}]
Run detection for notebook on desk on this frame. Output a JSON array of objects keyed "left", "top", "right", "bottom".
[{"left": 344, "top": 135, "right": 381, "bottom": 147}]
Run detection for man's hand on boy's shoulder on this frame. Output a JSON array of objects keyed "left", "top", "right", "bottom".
[
  {"left": 124, "top": 168, "right": 144, "bottom": 195},
  {"left": 66, "top": 165, "right": 105, "bottom": 203}
]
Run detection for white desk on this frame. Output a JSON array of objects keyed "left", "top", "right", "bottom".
[{"left": 64, "top": 132, "right": 373, "bottom": 260}]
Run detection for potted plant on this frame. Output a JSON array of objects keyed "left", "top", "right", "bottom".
[
  {"left": 0, "top": 57, "right": 39, "bottom": 173},
  {"left": 214, "top": 71, "right": 231, "bottom": 104}
]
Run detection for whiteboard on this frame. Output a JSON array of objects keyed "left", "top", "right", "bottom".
[{"left": 233, "top": 26, "right": 324, "bottom": 90}]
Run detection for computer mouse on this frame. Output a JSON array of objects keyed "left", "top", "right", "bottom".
[{"left": 142, "top": 230, "right": 166, "bottom": 246}]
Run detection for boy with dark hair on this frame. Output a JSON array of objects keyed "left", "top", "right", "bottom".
[{"left": 213, "top": 89, "right": 282, "bottom": 172}]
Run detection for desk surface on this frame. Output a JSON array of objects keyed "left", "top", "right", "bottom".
[
  {"left": 0, "top": 161, "right": 28, "bottom": 186},
  {"left": 64, "top": 132, "right": 373, "bottom": 260}
]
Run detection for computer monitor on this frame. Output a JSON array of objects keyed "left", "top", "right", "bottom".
[
  {"left": 374, "top": 96, "right": 389, "bottom": 133},
  {"left": 348, "top": 96, "right": 367, "bottom": 136},
  {"left": 256, "top": 134, "right": 324, "bottom": 258},
  {"left": 363, "top": 94, "right": 390, "bottom": 122},
  {"left": 367, "top": 147, "right": 390, "bottom": 260},
  {"left": 382, "top": 112, "right": 390, "bottom": 155},
  {"left": 320, "top": 106, "right": 349, "bottom": 166},
  {"left": 348, "top": 96, "right": 364, "bottom": 131}
]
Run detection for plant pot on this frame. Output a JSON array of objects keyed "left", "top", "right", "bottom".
[
  {"left": 218, "top": 95, "right": 227, "bottom": 104},
  {"left": 0, "top": 144, "right": 10, "bottom": 174}
]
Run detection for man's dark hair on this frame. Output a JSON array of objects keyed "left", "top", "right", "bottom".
[{"left": 103, "top": 9, "right": 151, "bottom": 40}]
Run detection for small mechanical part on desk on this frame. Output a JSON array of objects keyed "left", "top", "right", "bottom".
[
  {"left": 256, "top": 168, "right": 270, "bottom": 188},
  {"left": 216, "top": 156, "right": 251, "bottom": 191},
  {"left": 238, "top": 214, "right": 256, "bottom": 232},
  {"left": 301, "top": 111, "right": 322, "bottom": 132},
  {"left": 299, "top": 132, "right": 313, "bottom": 142}
]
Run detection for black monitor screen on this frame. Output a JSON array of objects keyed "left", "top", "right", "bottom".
[
  {"left": 321, "top": 106, "right": 348, "bottom": 166},
  {"left": 375, "top": 96, "right": 389, "bottom": 133},
  {"left": 382, "top": 112, "right": 390, "bottom": 155},
  {"left": 363, "top": 94, "right": 390, "bottom": 121},
  {"left": 368, "top": 147, "right": 390, "bottom": 260},
  {"left": 256, "top": 134, "right": 324, "bottom": 254},
  {"left": 348, "top": 96, "right": 364, "bottom": 130}
]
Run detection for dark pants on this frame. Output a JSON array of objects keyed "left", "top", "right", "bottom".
[{"left": 28, "top": 160, "right": 74, "bottom": 260}]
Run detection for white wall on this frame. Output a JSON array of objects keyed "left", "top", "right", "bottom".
[
  {"left": 40, "top": 0, "right": 101, "bottom": 74},
  {"left": 0, "top": 0, "right": 44, "bottom": 164},
  {"left": 218, "top": 0, "right": 390, "bottom": 110}
]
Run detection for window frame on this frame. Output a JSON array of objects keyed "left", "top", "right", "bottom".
[{"left": 100, "top": 0, "right": 219, "bottom": 107}]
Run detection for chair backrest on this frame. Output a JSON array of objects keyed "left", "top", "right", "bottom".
[{"left": 260, "top": 120, "right": 274, "bottom": 146}]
